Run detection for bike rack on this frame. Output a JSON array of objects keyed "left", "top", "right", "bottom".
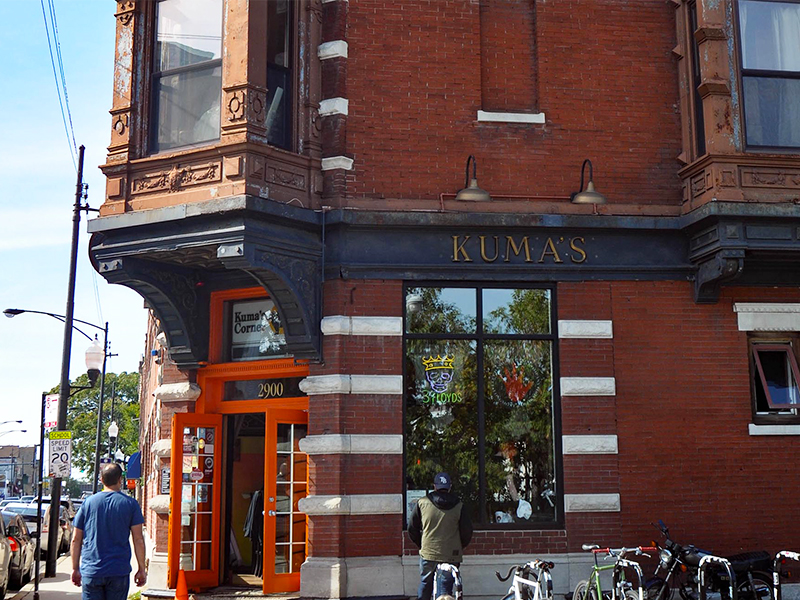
[
  {"left": 772, "top": 551, "right": 800, "bottom": 600},
  {"left": 699, "top": 555, "right": 736, "bottom": 600},
  {"left": 434, "top": 562, "right": 464, "bottom": 600},
  {"left": 612, "top": 558, "right": 646, "bottom": 600}
]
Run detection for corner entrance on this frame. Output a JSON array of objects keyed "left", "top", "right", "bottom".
[
  {"left": 168, "top": 358, "right": 309, "bottom": 595},
  {"left": 223, "top": 411, "right": 308, "bottom": 592}
]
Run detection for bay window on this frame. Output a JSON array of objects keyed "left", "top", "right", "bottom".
[{"left": 404, "top": 285, "right": 560, "bottom": 528}]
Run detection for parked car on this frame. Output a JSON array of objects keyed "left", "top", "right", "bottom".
[
  {"left": 2, "top": 504, "right": 63, "bottom": 558},
  {"left": 1, "top": 511, "right": 34, "bottom": 589},
  {"left": 0, "top": 513, "right": 11, "bottom": 598},
  {"left": 17, "top": 497, "right": 34, "bottom": 504},
  {"left": 0, "top": 502, "right": 14, "bottom": 511}
]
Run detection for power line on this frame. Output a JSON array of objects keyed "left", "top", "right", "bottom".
[{"left": 40, "top": 0, "right": 77, "bottom": 171}]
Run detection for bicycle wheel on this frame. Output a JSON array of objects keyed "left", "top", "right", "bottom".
[
  {"left": 624, "top": 589, "right": 642, "bottom": 600},
  {"left": 736, "top": 575, "right": 772, "bottom": 600},
  {"left": 574, "top": 580, "right": 590, "bottom": 600}
]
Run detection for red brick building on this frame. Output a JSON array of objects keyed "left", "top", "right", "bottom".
[{"left": 89, "top": 0, "right": 800, "bottom": 597}]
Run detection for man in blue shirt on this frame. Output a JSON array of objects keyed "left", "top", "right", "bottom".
[{"left": 71, "top": 463, "right": 147, "bottom": 600}]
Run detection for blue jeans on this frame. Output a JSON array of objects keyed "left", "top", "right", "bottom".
[
  {"left": 418, "top": 558, "right": 459, "bottom": 600},
  {"left": 82, "top": 575, "right": 130, "bottom": 600}
]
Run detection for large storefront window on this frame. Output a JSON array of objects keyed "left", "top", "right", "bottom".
[{"left": 404, "top": 285, "right": 559, "bottom": 528}]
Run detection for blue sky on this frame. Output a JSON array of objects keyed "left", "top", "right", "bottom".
[{"left": 0, "top": 2, "right": 147, "bottom": 455}]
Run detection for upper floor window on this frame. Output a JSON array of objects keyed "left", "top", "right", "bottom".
[
  {"left": 151, "top": 0, "right": 223, "bottom": 153},
  {"left": 266, "top": 0, "right": 293, "bottom": 150},
  {"left": 750, "top": 337, "right": 800, "bottom": 423},
  {"left": 738, "top": 0, "right": 800, "bottom": 149}
]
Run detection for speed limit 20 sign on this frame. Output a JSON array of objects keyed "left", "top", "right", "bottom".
[{"left": 48, "top": 431, "right": 72, "bottom": 478}]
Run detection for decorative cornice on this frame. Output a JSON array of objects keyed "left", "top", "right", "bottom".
[
  {"left": 564, "top": 493, "right": 620, "bottom": 513},
  {"left": 299, "top": 434, "right": 403, "bottom": 455},
  {"left": 298, "top": 494, "right": 403, "bottom": 515},
  {"left": 560, "top": 377, "right": 616, "bottom": 397},
  {"left": 321, "top": 156, "right": 354, "bottom": 171},
  {"left": 562, "top": 435, "right": 618, "bottom": 455},
  {"left": 320, "top": 316, "right": 403, "bottom": 336},
  {"left": 299, "top": 375, "right": 403, "bottom": 395},
  {"left": 558, "top": 320, "right": 613, "bottom": 339},
  {"left": 318, "top": 41, "right": 348, "bottom": 60}
]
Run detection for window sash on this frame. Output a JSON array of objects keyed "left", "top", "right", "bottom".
[{"left": 752, "top": 343, "right": 800, "bottom": 409}]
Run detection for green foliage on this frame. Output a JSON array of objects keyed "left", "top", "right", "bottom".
[
  {"left": 50, "top": 372, "right": 140, "bottom": 476},
  {"left": 64, "top": 477, "right": 84, "bottom": 498}
]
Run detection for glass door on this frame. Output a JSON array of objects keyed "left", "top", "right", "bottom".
[
  {"left": 263, "top": 408, "right": 308, "bottom": 593},
  {"left": 168, "top": 412, "right": 223, "bottom": 590}
]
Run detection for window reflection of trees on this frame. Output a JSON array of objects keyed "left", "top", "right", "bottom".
[{"left": 405, "top": 287, "right": 556, "bottom": 527}]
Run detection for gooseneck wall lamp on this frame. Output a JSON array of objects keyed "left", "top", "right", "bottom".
[
  {"left": 455, "top": 155, "right": 492, "bottom": 202},
  {"left": 570, "top": 159, "right": 607, "bottom": 205}
]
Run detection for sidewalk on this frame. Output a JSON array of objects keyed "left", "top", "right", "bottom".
[{"left": 10, "top": 544, "right": 142, "bottom": 600}]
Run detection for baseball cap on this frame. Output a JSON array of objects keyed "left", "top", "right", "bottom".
[{"left": 433, "top": 472, "right": 452, "bottom": 491}]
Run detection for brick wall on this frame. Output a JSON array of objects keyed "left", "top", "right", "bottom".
[{"left": 345, "top": 0, "right": 681, "bottom": 204}]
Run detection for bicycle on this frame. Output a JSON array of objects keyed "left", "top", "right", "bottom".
[
  {"left": 495, "top": 559, "right": 556, "bottom": 600},
  {"left": 574, "top": 545, "right": 655, "bottom": 600}
]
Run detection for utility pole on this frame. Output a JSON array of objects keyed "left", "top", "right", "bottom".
[{"left": 46, "top": 145, "right": 88, "bottom": 578}]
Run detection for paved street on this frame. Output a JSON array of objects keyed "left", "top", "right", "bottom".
[{"left": 10, "top": 542, "right": 143, "bottom": 600}]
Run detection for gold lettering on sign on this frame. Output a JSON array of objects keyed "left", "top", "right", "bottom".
[
  {"left": 504, "top": 236, "right": 532, "bottom": 262},
  {"left": 452, "top": 236, "right": 473, "bottom": 262},
  {"left": 451, "top": 234, "right": 590, "bottom": 263},
  {"left": 538, "top": 237, "right": 563, "bottom": 263},
  {"left": 479, "top": 236, "right": 499, "bottom": 262},
  {"left": 569, "top": 237, "right": 587, "bottom": 263}
]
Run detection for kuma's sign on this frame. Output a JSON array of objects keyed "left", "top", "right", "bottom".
[{"left": 451, "top": 235, "right": 588, "bottom": 264}]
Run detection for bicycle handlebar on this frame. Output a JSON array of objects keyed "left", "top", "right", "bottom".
[
  {"left": 591, "top": 546, "right": 657, "bottom": 557},
  {"left": 494, "top": 560, "right": 555, "bottom": 582}
]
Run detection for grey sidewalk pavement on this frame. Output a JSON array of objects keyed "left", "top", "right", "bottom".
[{"left": 10, "top": 541, "right": 144, "bottom": 600}]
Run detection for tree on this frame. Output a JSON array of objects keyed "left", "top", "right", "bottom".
[{"left": 50, "top": 372, "right": 140, "bottom": 475}]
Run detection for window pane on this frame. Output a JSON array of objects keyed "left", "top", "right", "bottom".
[
  {"left": 743, "top": 76, "right": 800, "bottom": 148},
  {"left": 266, "top": 64, "right": 291, "bottom": 150},
  {"left": 739, "top": 0, "right": 800, "bottom": 72},
  {"left": 156, "top": 0, "right": 222, "bottom": 72},
  {"left": 268, "top": 0, "right": 291, "bottom": 68},
  {"left": 406, "top": 287, "right": 477, "bottom": 334},
  {"left": 484, "top": 340, "right": 555, "bottom": 524},
  {"left": 153, "top": 65, "right": 221, "bottom": 151},
  {"left": 482, "top": 288, "right": 551, "bottom": 335},
  {"left": 405, "top": 339, "right": 479, "bottom": 522}
]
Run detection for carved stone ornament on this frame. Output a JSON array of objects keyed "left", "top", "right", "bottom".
[
  {"left": 113, "top": 112, "right": 128, "bottom": 136},
  {"left": 267, "top": 166, "right": 306, "bottom": 190},
  {"left": 115, "top": 0, "right": 135, "bottom": 26},
  {"left": 132, "top": 161, "right": 222, "bottom": 194},
  {"left": 225, "top": 87, "right": 267, "bottom": 126}
]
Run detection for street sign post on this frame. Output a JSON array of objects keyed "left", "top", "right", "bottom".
[{"left": 48, "top": 431, "right": 72, "bottom": 478}]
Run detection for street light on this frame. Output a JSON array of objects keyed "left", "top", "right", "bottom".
[
  {"left": 0, "top": 430, "right": 27, "bottom": 438},
  {"left": 108, "top": 421, "right": 119, "bottom": 458},
  {"left": 3, "top": 308, "right": 110, "bottom": 577}
]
